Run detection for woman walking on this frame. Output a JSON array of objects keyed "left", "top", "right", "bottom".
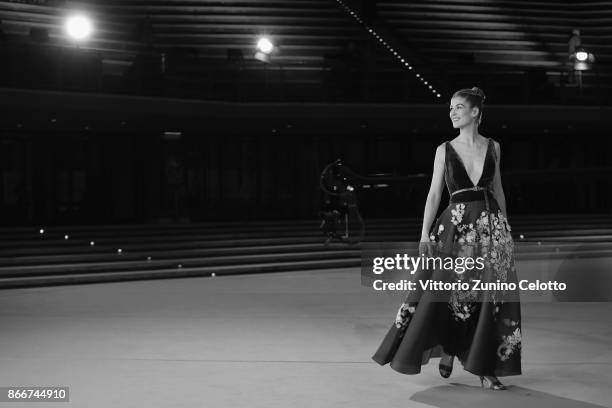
[{"left": 372, "top": 87, "right": 522, "bottom": 390}]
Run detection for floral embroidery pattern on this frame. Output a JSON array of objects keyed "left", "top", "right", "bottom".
[
  {"left": 417, "top": 199, "right": 521, "bottom": 363},
  {"left": 450, "top": 203, "right": 465, "bottom": 225},
  {"left": 456, "top": 223, "right": 476, "bottom": 244},
  {"left": 449, "top": 295, "right": 479, "bottom": 321},
  {"left": 497, "top": 328, "right": 522, "bottom": 361},
  {"left": 394, "top": 303, "right": 415, "bottom": 329},
  {"left": 438, "top": 207, "right": 518, "bottom": 320}
]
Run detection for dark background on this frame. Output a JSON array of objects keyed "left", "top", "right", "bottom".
[{"left": 0, "top": 0, "right": 610, "bottom": 225}]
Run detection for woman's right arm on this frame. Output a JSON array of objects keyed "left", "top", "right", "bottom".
[{"left": 419, "top": 144, "right": 446, "bottom": 242}]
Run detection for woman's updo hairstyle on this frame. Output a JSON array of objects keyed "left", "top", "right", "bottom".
[{"left": 452, "top": 86, "right": 486, "bottom": 127}]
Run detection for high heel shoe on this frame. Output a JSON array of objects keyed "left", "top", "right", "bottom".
[
  {"left": 479, "top": 376, "right": 507, "bottom": 390},
  {"left": 438, "top": 354, "right": 454, "bottom": 378}
]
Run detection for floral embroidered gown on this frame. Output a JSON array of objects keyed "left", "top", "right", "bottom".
[{"left": 372, "top": 137, "right": 522, "bottom": 377}]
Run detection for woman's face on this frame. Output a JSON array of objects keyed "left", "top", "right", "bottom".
[{"left": 449, "top": 96, "right": 478, "bottom": 129}]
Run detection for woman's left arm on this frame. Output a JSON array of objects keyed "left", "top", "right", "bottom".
[{"left": 492, "top": 140, "right": 508, "bottom": 218}]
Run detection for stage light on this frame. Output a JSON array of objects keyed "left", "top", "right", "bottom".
[
  {"left": 39, "top": 229, "right": 44, "bottom": 234},
  {"left": 256, "top": 37, "right": 274, "bottom": 54},
  {"left": 90, "top": 241, "right": 95, "bottom": 246},
  {"left": 117, "top": 248, "right": 122, "bottom": 253},
  {"left": 570, "top": 47, "right": 595, "bottom": 71},
  {"left": 211, "top": 273, "right": 216, "bottom": 277},
  {"left": 64, "top": 235, "right": 69, "bottom": 240},
  {"left": 65, "top": 14, "right": 92, "bottom": 41},
  {"left": 255, "top": 37, "right": 274, "bottom": 63}
]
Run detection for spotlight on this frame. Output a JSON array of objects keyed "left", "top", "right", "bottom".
[
  {"left": 255, "top": 36, "right": 274, "bottom": 63},
  {"left": 65, "top": 14, "right": 93, "bottom": 41},
  {"left": 570, "top": 47, "right": 595, "bottom": 71},
  {"left": 256, "top": 37, "right": 274, "bottom": 54}
]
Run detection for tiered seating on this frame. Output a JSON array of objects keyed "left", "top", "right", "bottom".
[
  {"left": 3, "top": 0, "right": 608, "bottom": 102},
  {"left": 0, "top": 0, "right": 429, "bottom": 101},
  {"left": 376, "top": 0, "right": 612, "bottom": 103},
  {"left": 1, "top": 214, "right": 611, "bottom": 289}
]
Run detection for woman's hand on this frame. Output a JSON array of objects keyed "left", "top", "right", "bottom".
[{"left": 419, "top": 239, "right": 433, "bottom": 257}]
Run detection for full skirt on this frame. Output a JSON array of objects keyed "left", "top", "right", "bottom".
[{"left": 372, "top": 197, "right": 522, "bottom": 377}]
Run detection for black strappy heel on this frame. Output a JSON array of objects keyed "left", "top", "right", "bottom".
[
  {"left": 479, "top": 376, "right": 507, "bottom": 390},
  {"left": 438, "top": 354, "right": 454, "bottom": 378}
]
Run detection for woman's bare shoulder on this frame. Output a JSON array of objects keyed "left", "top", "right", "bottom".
[
  {"left": 435, "top": 142, "right": 447, "bottom": 157},
  {"left": 431, "top": 143, "right": 447, "bottom": 167},
  {"left": 488, "top": 137, "right": 501, "bottom": 159},
  {"left": 490, "top": 137, "right": 500, "bottom": 150}
]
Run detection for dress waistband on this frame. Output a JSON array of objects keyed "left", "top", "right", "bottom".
[{"left": 450, "top": 186, "right": 494, "bottom": 203}]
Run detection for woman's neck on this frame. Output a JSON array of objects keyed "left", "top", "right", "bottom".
[{"left": 457, "top": 125, "right": 481, "bottom": 146}]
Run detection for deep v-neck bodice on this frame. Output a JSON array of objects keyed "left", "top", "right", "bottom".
[{"left": 444, "top": 138, "right": 495, "bottom": 194}]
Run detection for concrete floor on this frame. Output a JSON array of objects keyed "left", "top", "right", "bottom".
[{"left": 0, "top": 268, "right": 610, "bottom": 408}]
